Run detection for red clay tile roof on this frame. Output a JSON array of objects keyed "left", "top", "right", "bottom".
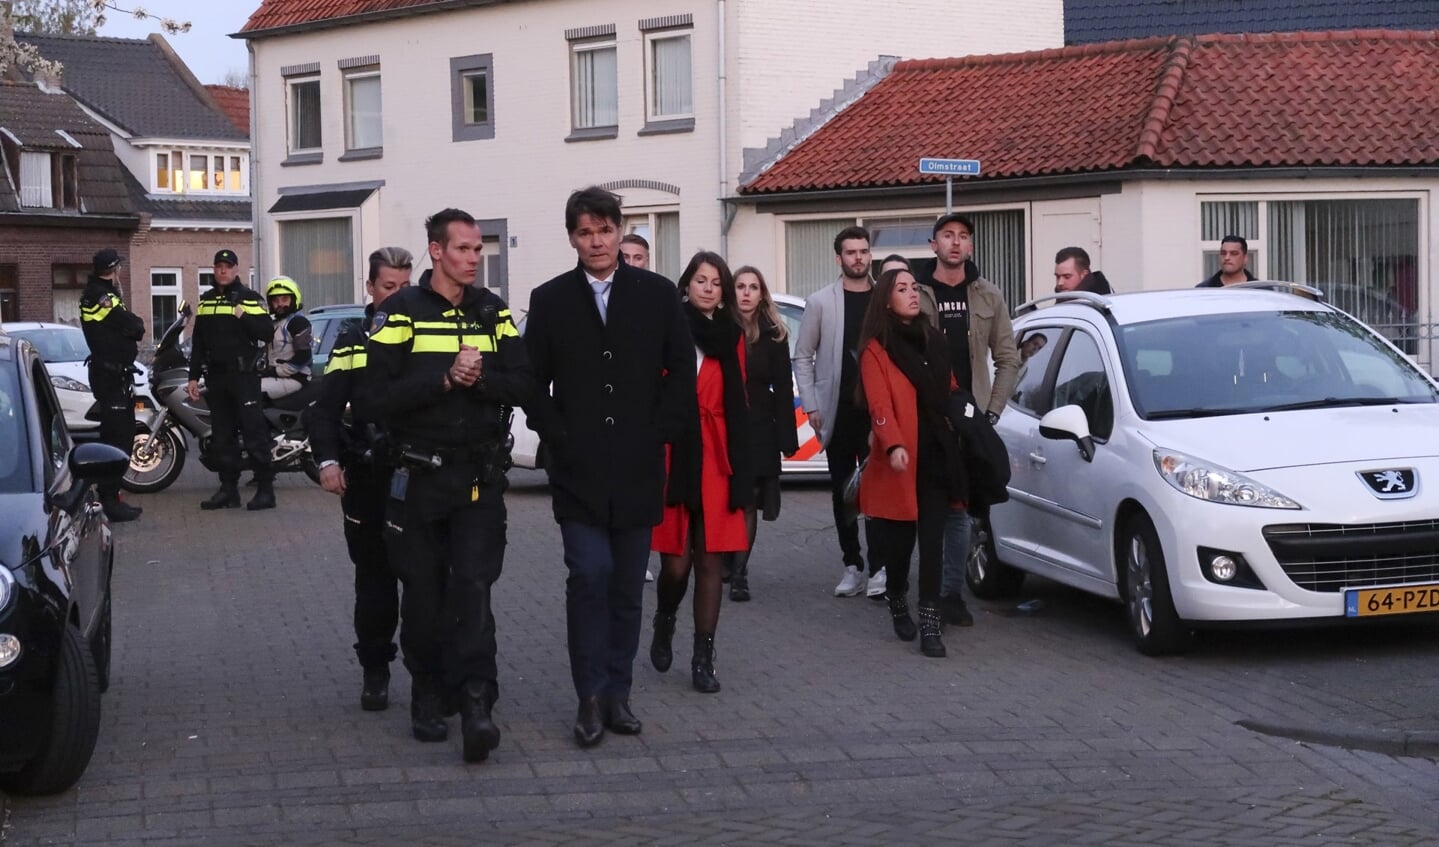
[
  {"left": 742, "top": 30, "right": 1439, "bottom": 195},
  {"left": 204, "top": 85, "right": 250, "bottom": 136},
  {"left": 240, "top": 0, "right": 447, "bottom": 34}
]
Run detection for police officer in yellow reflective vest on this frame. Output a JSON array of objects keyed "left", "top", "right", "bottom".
[
  {"left": 186, "top": 249, "right": 277, "bottom": 511},
  {"left": 366, "top": 210, "right": 531, "bottom": 763},
  {"left": 310, "top": 247, "right": 413, "bottom": 713},
  {"left": 79, "top": 248, "right": 145, "bottom": 522}
]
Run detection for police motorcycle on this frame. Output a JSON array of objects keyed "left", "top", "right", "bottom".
[{"left": 126, "top": 303, "right": 321, "bottom": 493}]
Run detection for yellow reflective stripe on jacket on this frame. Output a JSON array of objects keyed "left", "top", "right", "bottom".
[
  {"left": 369, "top": 314, "right": 413, "bottom": 346},
  {"left": 324, "top": 345, "right": 368, "bottom": 374},
  {"left": 411, "top": 333, "right": 497, "bottom": 354},
  {"left": 80, "top": 301, "right": 118, "bottom": 323},
  {"left": 196, "top": 300, "right": 268, "bottom": 317}
]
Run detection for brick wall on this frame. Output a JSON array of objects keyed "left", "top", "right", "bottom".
[
  {"left": 129, "top": 228, "right": 254, "bottom": 342},
  {"left": 0, "top": 223, "right": 137, "bottom": 323}
]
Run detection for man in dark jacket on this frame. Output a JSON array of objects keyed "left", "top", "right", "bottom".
[
  {"left": 79, "top": 248, "right": 145, "bottom": 521},
  {"left": 525, "top": 186, "right": 694, "bottom": 749},
  {"left": 1197, "top": 235, "right": 1258, "bottom": 287},
  {"left": 1053, "top": 246, "right": 1114, "bottom": 295},
  {"left": 186, "top": 250, "right": 276, "bottom": 511}
]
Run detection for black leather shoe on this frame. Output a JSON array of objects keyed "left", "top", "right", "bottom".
[
  {"left": 410, "top": 679, "right": 448, "bottom": 742},
  {"left": 691, "top": 633, "right": 721, "bottom": 694},
  {"left": 650, "top": 611, "right": 676, "bottom": 672},
  {"left": 199, "top": 484, "right": 241, "bottom": 510},
  {"left": 729, "top": 575, "right": 751, "bottom": 602},
  {"left": 940, "top": 594, "right": 974, "bottom": 627},
  {"left": 360, "top": 666, "right": 389, "bottom": 711},
  {"left": 574, "top": 696, "right": 605, "bottom": 748},
  {"left": 246, "top": 481, "right": 276, "bottom": 511},
  {"left": 102, "top": 499, "right": 142, "bottom": 522},
  {"left": 604, "top": 696, "right": 642, "bottom": 735},
  {"left": 459, "top": 681, "right": 501, "bottom": 763}
]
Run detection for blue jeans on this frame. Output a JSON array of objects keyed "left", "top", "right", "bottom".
[{"left": 940, "top": 507, "right": 972, "bottom": 598}]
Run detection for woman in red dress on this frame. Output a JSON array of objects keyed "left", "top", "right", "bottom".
[{"left": 650, "top": 251, "right": 752, "bottom": 693}]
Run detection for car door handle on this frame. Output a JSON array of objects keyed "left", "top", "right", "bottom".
[{"left": 1028, "top": 451, "right": 1047, "bottom": 465}]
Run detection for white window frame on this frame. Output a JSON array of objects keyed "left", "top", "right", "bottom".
[
  {"left": 644, "top": 30, "right": 693, "bottom": 122},
  {"left": 18, "top": 151, "right": 53, "bottom": 208},
  {"left": 343, "top": 69, "right": 383, "bottom": 153},
  {"left": 569, "top": 39, "right": 619, "bottom": 134},
  {"left": 151, "top": 148, "right": 249, "bottom": 196},
  {"left": 624, "top": 208, "right": 681, "bottom": 281},
  {"left": 149, "top": 268, "right": 182, "bottom": 340},
  {"left": 271, "top": 208, "right": 366, "bottom": 304},
  {"left": 287, "top": 75, "right": 323, "bottom": 155}
]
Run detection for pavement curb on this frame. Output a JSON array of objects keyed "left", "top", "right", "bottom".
[{"left": 1238, "top": 719, "right": 1439, "bottom": 758}]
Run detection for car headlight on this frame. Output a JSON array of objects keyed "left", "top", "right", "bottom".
[
  {"left": 0, "top": 567, "right": 13, "bottom": 612},
  {"left": 50, "top": 374, "right": 90, "bottom": 392},
  {"left": 1153, "top": 449, "right": 1301, "bottom": 509}
]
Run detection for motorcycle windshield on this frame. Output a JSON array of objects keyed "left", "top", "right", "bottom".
[{"left": 152, "top": 311, "right": 191, "bottom": 372}]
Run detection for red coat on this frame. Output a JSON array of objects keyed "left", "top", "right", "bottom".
[{"left": 857, "top": 338, "right": 957, "bottom": 522}]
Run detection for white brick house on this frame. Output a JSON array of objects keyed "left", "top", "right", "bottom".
[{"left": 238, "top": 0, "right": 1062, "bottom": 308}]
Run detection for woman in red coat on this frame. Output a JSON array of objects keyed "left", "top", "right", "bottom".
[
  {"left": 651, "top": 251, "right": 752, "bottom": 692},
  {"left": 857, "top": 267, "right": 968, "bottom": 658}
]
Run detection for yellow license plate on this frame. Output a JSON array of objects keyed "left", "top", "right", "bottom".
[{"left": 1345, "top": 584, "right": 1439, "bottom": 617}]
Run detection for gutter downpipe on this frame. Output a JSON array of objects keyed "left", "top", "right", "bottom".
[
  {"left": 247, "top": 38, "right": 264, "bottom": 286},
  {"left": 717, "top": 0, "right": 730, "bottom": 257}
]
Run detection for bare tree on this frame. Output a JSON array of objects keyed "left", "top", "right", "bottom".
[
  {"left": 221, "top": 66, "right": 248, "bottom": 90},
  {"left": 1, "top": 0, "right": 191, "bottom": 73}
]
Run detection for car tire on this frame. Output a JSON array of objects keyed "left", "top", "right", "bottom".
[
  {"left": 1121, "top": 513, "right": 1194, "bottom": 656},
  {"left": 0, "top": 625, "right": 103, "bottom": 796},
  {"left": 121, "top": 426, "right": 186, "bottom": 494},
  {"left": 965, "top": 514, "right": 1025, "bottom": 600}
]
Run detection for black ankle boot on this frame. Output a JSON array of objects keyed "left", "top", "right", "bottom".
[
  {"left": 247, "top": 478, "right": 276, "bottom": 511},
  {"left": 730, "top": 552, "right": 751, "bottom": 602},
  {"left": 410, "top": 676, "right": 448, "bottom": 742},
  {"left": 691, "top": 633, "right": 720, "bottom": 693},
  {"left": 889, "top": 594, "right": 918, "bottom": 642},
  {"left": 459, "top": 680, "right": 501, "bottom": 763},
  {"left": 102, "top": 497, "right": 142, "bottom": 523},
  {"left": 918, "top": 602, "right": 946, "bottom": 658},
  {"left": 360, "top": 666, "right": 389, "bottom": 711},
  {"left": 200, "top": 483, "right": 240, "bottom": 510},
  {"left": 650, "top": 611, "right": 676, "bottom": 672}
]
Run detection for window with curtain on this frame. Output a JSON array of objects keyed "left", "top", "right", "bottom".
[
  {"left": 51, "top": 265, "right": 87, "bottom": 325},
  {"left": 278, "top": 218, "right": 354, "bottom": 307},
  {"left": 345, "top": 72, "right": 382, "bottom": 150},
  {"left": 649, "top": 33, "right": 692, "bottom": 119},
  {"left": 571, "top": 43, "right": 618, "bottom": 130},
  {"left": 967, "top": 209, "right": 1028, "bottom": 308},
  {"left": 150, "top": 270, "right": 180, "bottom": 341},
  {"left": 784, "top": 219, "right": 855, "bottom": 297},
  {"left": 19, "top": 151, "right": 52, "bottom": 208},
  {"left": 654, "top": 212, "right": 681, "bottom": 282},
  {"left": 1200, "top": 200, "right": 1261, "bottom": 280},
  {"left": 289, "top": 78, "right": 322, "bottom": 152}
]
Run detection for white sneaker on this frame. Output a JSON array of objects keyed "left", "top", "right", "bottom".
[
  {"left": 866, "top": 567, "right": 888, "bottom": 597},
  {"left": 834, "top": 565, "right": 866, "bottom": 597},
  {"left": 645, "top": 568, "right": 655, "bottom": 583}
]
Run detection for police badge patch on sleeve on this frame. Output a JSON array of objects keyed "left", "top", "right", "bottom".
[
  {"left": 371, "top": 312, "right": 387, "bottom": 331},
  {"left": 101, "top": 295, "right": 115, "bottom": 308}
]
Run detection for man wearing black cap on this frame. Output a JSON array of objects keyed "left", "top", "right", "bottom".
[
  {"left": 186, "top": 249, "right": 277, "bottom": 510},
  {"left": 79, "top": 248, "right": 145, "bottom": 522}
]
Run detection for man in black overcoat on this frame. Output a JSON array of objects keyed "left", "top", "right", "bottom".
[{"left": 524, "top": 187, "right": 695, "bottom": 748}]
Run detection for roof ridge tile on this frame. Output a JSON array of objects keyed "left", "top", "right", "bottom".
[{"left": 1134, "top": 36, "right": 1193, "bottom": 163}]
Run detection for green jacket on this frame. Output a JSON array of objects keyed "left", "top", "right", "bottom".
[{"left": 916, "top": 266, "right": 1020, "bottom": 418}]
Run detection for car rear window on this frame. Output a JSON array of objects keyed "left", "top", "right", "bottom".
[{"left": 8, "top": 327, "right": 89, "bottom": 363}]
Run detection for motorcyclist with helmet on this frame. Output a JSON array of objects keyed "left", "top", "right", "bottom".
[{"left": 260, "top": 275, "right": 313, "bottom": 400}]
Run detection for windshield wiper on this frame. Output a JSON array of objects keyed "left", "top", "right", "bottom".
[
  {"left": 1143, "top": 408, "right": 1238, "bottom": 420},
  {"left": 1261, "top": 397, "right": 1414, "bottom": 412}
]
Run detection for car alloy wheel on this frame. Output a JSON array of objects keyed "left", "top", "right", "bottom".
[
  {"left": 1121, "top": 513, "right": 1193, "bottom": 656},
  {"left": 965, "top": 515, "right": 1024, "bottom": 600}
]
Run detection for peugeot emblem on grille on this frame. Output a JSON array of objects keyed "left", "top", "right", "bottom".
[{"left": 1357, "top": 468, "right": 1417, "bottom": 500}]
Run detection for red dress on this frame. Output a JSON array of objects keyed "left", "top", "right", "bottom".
[{"left": 652, "top": 343, "right": 749, "bottom": 554}]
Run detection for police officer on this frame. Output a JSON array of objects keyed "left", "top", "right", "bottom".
[
  {"left": 79, "top": 248, "right": 145, "bottom": 522},
  {"left": 366, "top": 209, "right": 531, "bottom": 763},
  {"left": 310, "top": 247, "right": 413, "bottom": 712},
  {"left": 186, "top": 249, "right": 277, "bottom": 511}
]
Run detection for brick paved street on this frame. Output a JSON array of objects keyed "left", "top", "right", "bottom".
[{"left": 4, "top": 463, "right": 1439, "bottom": 845}]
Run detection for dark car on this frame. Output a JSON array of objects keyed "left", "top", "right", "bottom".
[
  {"left": 0, "top": 332, "right": 129, "bottom": 795},
  {"left": 305, "top": 303, "right": 367, "bottom": 376}
]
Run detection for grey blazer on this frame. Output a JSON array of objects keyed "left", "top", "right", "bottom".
[{"left": 791, "top": 279, "right": 848, "bottom": 448}]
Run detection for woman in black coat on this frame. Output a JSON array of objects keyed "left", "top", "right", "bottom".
[{"left": 729, "top": 266, "right": 800, "bottom": 601}]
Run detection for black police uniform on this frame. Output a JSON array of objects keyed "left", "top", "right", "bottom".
[
  {"left": 365, "top": 270, "right": 531, "bottom": 761},
  {"left": 189, "top": 254, "right": 275, "bottom": 507},
  {"left": 78, "top": 252, "right": 145, "bottom": 515},
  {"left": 308, "top": 307, "right": 399, "bottom": 708}
]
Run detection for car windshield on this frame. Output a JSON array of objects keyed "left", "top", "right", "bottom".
[
  {"left": 7, "top": 327, "right": 90, "bottom": 363},
  {"left": 0, "top": 365, "right": 31, "bottom": 493},
  {"left": 1117, "top": 310, "right": 1439, "bottom": 419}
]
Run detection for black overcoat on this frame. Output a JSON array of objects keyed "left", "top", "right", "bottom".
[
  {"left": 524, "top": 261, "right": 695, "bottom": 528},
  {"left": 744, "top": 321, "right": 800, "bottom": 481}
]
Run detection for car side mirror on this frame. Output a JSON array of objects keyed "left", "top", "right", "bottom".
[
  {"left": 69, "top": 442, "right": 130, "bottom": 482},
  {"left": 1039, "top": 404, "right": 1096, "bottom": 463}
]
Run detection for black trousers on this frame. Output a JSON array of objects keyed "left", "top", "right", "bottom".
[
  {"left": 87, "top": 363, "right": 132, "bottom": 499},
  {"left": 864, "top": 476, "right": 949, "bottom": 604},
  {"left": 384, "top": 462, "right": 506, "bottom": 690},
  {"left": 206, "top": 370, "right": 272, "bottom": 484},
  {"left": 343, "top": 461, "right": 399, "bottom": 670},
  {"left": 826, "top": 404, "right": 871, "bottom": 571}
]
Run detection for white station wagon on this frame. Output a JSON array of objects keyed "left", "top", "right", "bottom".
[{"left": 970, "top": 283, "right": 1439, "bottom": 654}]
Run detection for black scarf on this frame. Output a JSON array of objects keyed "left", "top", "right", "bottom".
[
  {"left": 667, "top": 303, "right": 754, "bottom": 511},
  {"left": 884, "top": 319, "right": 968, "bottom": 501}
]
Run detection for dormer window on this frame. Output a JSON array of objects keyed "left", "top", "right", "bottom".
[
  {"left": 12, "top": 150, "right": 77, "bottom": 209},
  {"left": 154, "top": 150, "right": 247, "bottom": 195}
]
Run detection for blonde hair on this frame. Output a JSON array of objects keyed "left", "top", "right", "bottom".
[{"left": 732, "top": 265, "right": 788, "bottom": 345}]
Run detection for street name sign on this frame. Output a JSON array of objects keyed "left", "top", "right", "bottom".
[{"left": 918, "top": 158, "right": 982, "bottom": 176}]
